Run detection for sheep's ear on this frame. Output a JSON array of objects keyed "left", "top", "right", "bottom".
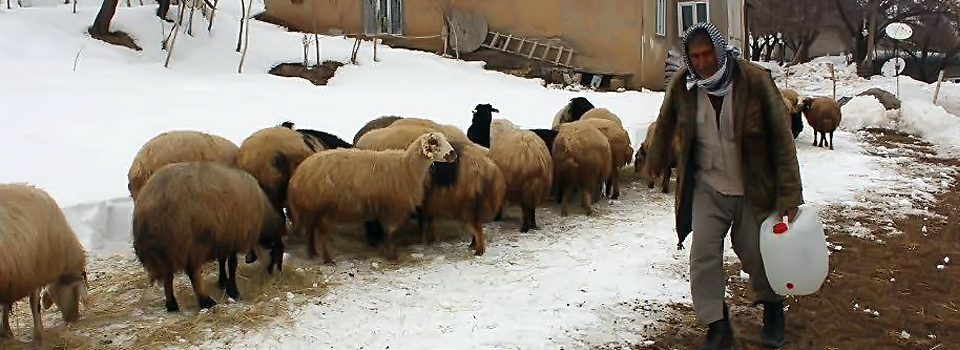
[
  {"left": 491, "top": 108, "right": 500, "bottom": 113},
  {"left": 76, "top": 281, "right": 91, "bottom": 308}
]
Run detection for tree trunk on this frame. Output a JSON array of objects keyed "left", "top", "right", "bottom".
[{"left": 90, "top": 0, "right": 120, "bottom": 35}]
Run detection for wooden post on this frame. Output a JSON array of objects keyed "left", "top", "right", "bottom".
[
  {"left": 827, "top": 63, "right": 836, "bottom": 100},
  {"left": 933, "top": 69, "right": 946, "bottom": 104}
]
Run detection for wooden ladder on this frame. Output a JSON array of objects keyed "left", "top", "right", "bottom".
[{"left": 479, "top": 31, "right": 575, "bottom": 68}]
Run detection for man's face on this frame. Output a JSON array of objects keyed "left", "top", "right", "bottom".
[{"left": 687, "top": 39, "right": 718, "bottom": 78}]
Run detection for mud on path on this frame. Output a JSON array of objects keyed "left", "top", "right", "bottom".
[{"left": 604, "top": 129, "right": 960, "bottom": 350}]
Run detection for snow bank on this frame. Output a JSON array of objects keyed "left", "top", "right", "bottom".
[
  {"left": 900, "top": 100, "right": 960, "bottom": 156},
  {"left": 840, "top": 95, "right": 893, "bottom": 130}
]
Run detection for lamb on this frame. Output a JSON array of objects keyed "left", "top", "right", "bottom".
[
  {"left": 0, "top": 183, "right": 88, "bottom": 345},
  {"left": 466, "top": 104, "right": 552, "bottom": 232},
  {"left": 352, "top": 115, "right": 403, "bottom": 144},
  {"left": 552, "top": 120, "right": 613, "bottom": 216},
  {"left": 281, "top": 121, "right": 353, "bottom": 149},
  {"left": 580, "top": 118, "right": 632, "bottom": 199},
  {"left": 132, "top": 161, "right": 286, "bottom": 312},
  {"left": 800, "top": 96, "right": 843, "bottom": 150},
  {"left": 780, "top": 88, "right": 804, "bottom": 139},
  {"left": 634, "top": 121, "right": 680, "bottom": 193},
  {"left": 551, "top": 96, "right": 596, "bottom": 129},
  {"left": 286, "top": 132, "right": 458, "bottom": 264},
  {"left": 126, "top": 130, "right": 239, "bottom": 200},
  {"left": 420, "top": 140, "right": 506, "bottom": 254}
]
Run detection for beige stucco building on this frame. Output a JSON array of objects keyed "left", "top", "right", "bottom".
[{"left": 262, "top": 0, "right": 746, "bottom": 91}]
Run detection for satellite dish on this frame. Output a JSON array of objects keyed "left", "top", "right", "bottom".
[
  {"left": 885, "top": 22, "right": 913, "bottom": 40},
  {"left": 881, "top": 57, "right": 906, "bottom": 77},
  {"left": 447, "top": 9, "right": 488, "bottom": 54}
]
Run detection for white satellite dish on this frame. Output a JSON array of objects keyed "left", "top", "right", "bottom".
[
  {"left": 885, "top": 22, "right": 913, "bottom": 40},
  {"left": 881, "top": 57, "right": 906, "bottom": 77}
]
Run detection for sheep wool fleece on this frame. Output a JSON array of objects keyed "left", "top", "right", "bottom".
[{"left": 644, "top": 58, "right": 804, "bottom": 326}]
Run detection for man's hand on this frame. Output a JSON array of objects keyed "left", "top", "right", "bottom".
[{"left": 780, "top": 207, "right": 798, "bottom": 223}]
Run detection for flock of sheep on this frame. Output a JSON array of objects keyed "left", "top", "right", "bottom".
[{"left": 0, "top": 90, "right": 843, "bottom": 346}]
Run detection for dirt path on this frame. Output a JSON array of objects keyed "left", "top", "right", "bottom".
[{"left": 621, "top": 129, "right": 960, "bottom": 350}]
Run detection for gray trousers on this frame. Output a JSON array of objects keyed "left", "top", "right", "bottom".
[{"left": 690, "top": 179, "right": 783, "bottom": 325}]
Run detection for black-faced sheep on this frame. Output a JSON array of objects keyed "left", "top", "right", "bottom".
[
  {"left": 551, "top": 96, "right": 596, "bottom": 129},
  {"left": 634, "top": 121, "right": 680, "bottom": 193},
  {"left": 800, "top": 96, "right": 843, "bottom": 150},
  {"left": 126, "top": 130, "right": 239, "bottom": 201},
  {"left": 466, "top": 104, "right": 552, "bottom": 232},
  {"left": 286, "top": 132, "right": 457, "bottom": 264},
  {"left": 780, "top": 88, "right": 804, "bottom": 139},
  {"left": 552, "top": 121, "right": 613, "bottom": 216},
  {"left": 420, "top": 140, "right": 506, "bottom": 255},
  {"left": 0, "top": 183, "right": 88, "bottom": 345},
  {"left": 280, "top": 121, "right": 353, "bottom": 149},
  {"left": 352, "top": 115, "right": 403, "bottom": 144},
  {"left": 132, "top": 162, "right": 286, "bottom": 312},
  {"left": 580, "top": 118, "right": 632, "bottom": 199}
]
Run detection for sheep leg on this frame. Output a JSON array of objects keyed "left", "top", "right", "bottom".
[
  {"left": 383, "top": 224, "right": 400, "bottom": 262},
  {"left": 29, "top": 290, "right": 43, "bottom": 346},
  {"left": 493, "top": 207, "right": 504, "bottom": 221},
  {"left": 560, "top": 185, "right": 570, "bottom": 217},
  {"left": 812, "top": 129, "right": 818, "bottom": 146},
  {"left": 661, "top": 168, "right": 672, "bottom": 194},
  {"left": 424, "top": 216, "right": 438, "bottom": 245},
  {"left": 315, "top": 219, "right": 334, "bottom": 265},
  {"left": 163, "top": 273, "right": 179, "bottom": 312},
  {"left": 225, "top": 254, "right": 240, "bottom": 300},
  {"left": 581, "top": 183, "right": 594, "bottom": 216},
  {"left": 1, "top": 303, "right": 12, "bottom": 338},
  {"left": 611, "top": 170, "right": 622, "bottom": 199},
  {"left": 528, "top": 206, "right": 540, "bottom": 230},
  {"left": 217, "top": 257, "right": 228, "bottom": 289},
  {"left": 470, "top": 219, "right": 486, "bottom": 256},
  {"left": 363, "top": 220, "right": 386, "bottom": 247},
  {"left": 520, "top": 204, "right": 532, "bottom": 232},
  {"left": 829, "top": 131, "right": 835, "bottom": 150},
  {"left": 303, "top": 215, "right": 320, "bottom": 259},
  {"left": 187, "top": 266, "right": 216, "bottom": 310}
]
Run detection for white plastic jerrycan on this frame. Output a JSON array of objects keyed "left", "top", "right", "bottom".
[{"left": 759, "top": 205, "right": 829, "bottom": 296}]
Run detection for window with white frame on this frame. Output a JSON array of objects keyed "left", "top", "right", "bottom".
[
  {"left": 678, "top": 1, "right": 709, "bottom": 35},
  {"left": 655, "top": 0, "right": 668, "bottom": 36}
]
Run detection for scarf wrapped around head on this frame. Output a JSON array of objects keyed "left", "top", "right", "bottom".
[{"left": 681, "top": 22, "right": 742, "bottom": 97}]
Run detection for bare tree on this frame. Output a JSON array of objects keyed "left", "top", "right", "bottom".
[
  {"left": 900, "top": 5, "right": 960, "bottom": 82},
  {"left": 748, "top": 0, "right": 835, "bottom": 64}
]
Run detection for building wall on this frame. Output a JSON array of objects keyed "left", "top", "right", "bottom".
[{"left": 262, "top": 0, "right": 742, "bottom": 90}]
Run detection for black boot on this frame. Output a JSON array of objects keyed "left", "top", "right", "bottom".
[
  {"left": 760, "top": 301, "right": 785, "bottom": 348},
  {"left": 696, "top": 303, "right": 734, "bottom": 350}
]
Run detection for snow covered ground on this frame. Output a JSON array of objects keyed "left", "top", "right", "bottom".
[{"left": 0, "top": 2, "right": 959, "bottom": 349}]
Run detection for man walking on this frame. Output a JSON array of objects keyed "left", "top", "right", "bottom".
[{"left": 642, "top": 22, "right": 804, "bottom": 350}]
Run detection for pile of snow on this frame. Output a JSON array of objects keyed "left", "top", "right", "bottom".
[{"left": 900, "top": 100, "right": 960, "bottom": 155}]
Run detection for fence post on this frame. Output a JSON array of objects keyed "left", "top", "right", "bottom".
[
  {"left": 933, "top": 69, "right": 946, "bottom": 105},
  {"left": 827, "top": 63, "right": 836, "bottom": 100}
]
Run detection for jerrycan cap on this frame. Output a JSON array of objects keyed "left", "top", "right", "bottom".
[{"left": 773, "top": 222, "right": 789, "bottom": 234}]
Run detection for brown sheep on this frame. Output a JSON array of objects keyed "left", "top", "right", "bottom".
[
  {"left": 800, "top": 96, "right": 843, "bottom": 150},
  {"left": 580, "top": 107, "right": 624, "bottom": 127},
  {"left": 286, "top": 132, "right": 457, "bottom": 264},
  {"left": 581, "top": 118, "right": 632, "bottom": 199},
  {"left": 132, "top": 162, "right": 286, "bottom": 312},
  {"left": 634, "top": 121, "right": 680, "bottom": 193},
  {"left": 420, "top": 140, "right": 506, "bottom": 255},
  {"left": 352, "top": 115, "right": 403, "bottom": 144},
  {"left": 126, "top": 130, "right": 239, "bottom": 201},
  {"left": 237, "top": 125, "right": 323, "bottom": 215},
  {"left": 781, "top": 88, "right": 805, "bottom": 139},
  {"left": 0, "top": 183, "right": 89, "bottom": 346},
  {"left": 488, "top": 123, "right": 552, "bottom": 232},
  {"left": 552, "top": 121, "right": 613, "bottom": 216},
  {"left": 390, "top": 117, "right": 471, "bottom": 144}
]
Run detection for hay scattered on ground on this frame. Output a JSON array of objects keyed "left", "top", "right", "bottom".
[{"left": 2, "top": 253, "right": 334, "bottom": 349}]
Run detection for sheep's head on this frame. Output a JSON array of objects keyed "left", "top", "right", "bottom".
[
  {"left": 800, "top": 97, "right": 815, "bottom": 112},
  {"left": 280, "top": 121, "right": 295, "bottom": 129},
  {"left": 634, "top": 144, "right": 648, "bottom": 173},
  {"left": 419, "top": 132, "right": 457, "bottom": 163},
  {"left": 472, "top": 103, "right": 499, "bottom": 123},
  {"left": 568, "top": 97, "right": 595, "bottom": 121},
  {"left": 42, "top": 271, "right": 89, "bottom": 323}
]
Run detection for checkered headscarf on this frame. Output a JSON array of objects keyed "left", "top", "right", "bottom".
[{"left": 681, "top": 22, "right": 742, "bottom": 97}]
